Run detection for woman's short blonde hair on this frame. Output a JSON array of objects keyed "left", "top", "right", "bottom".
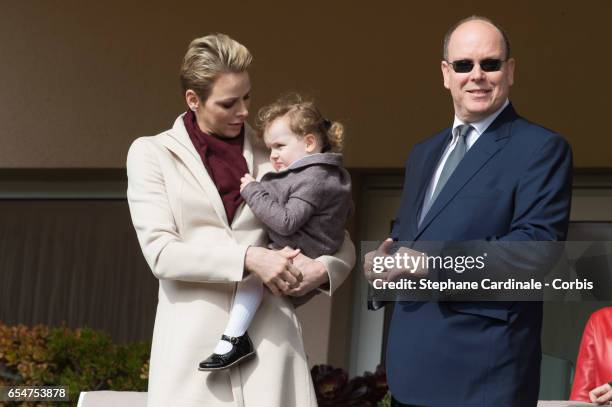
[
  {"left": 180, "top": 33, "right": 252, "bottom": 100},
  {"left": 257, "top": 94, "right": 345, "bottom": 153}
]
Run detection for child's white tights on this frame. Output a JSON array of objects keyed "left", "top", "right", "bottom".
[{"left": 214, "top": 273, "right": 263, "bottom": 354}]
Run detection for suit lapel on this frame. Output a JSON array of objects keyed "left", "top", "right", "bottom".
[
  {"left": 160, "top": 115, "right": 230, "bottom": 227},
  {"left": 409, "top": 132, "right": 451, "bottom": 239},
  {"left": 415, "top": 105, "right": 516, "bottom": 239}
]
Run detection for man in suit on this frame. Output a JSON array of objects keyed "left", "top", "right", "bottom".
[{"left": 365, "top": 16, "right": 573, "bottom": 406}]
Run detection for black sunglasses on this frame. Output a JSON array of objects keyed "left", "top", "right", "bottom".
[{"left": 447, "top": 59, "right": 505, "bottom": 73}]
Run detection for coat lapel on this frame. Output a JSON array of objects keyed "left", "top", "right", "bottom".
[
  {"left": 415, "top": 105, "right": 516, "bottom": 239},
  {"left": 230, "top": 124, "right": 263, "bottom": 226},
  {"left": 159, "top": 115, "right": 230, "bottom": 226},
  {"left": 242, "top": 125, "right": 255, "bottom": 175}
]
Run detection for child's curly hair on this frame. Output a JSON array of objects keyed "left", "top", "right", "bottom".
[{"left": 256, "top": 94, "right": 345, "bottom": 152}]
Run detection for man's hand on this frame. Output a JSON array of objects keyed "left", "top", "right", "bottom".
[
  {"left": 590, "top": 382, "right": 612, "bottom": 405},
  {"left": 363, "top": 238, "right": 427, "bottom": 283},
  {"left": 240, "top": 173, "right": 256, "bottom": 191}
]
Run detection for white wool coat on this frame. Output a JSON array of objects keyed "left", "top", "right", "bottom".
[{"left": 126, "top": 114, "right": 355, "bottom": 407}]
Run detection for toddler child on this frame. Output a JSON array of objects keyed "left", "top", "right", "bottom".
[{"left": 198, "top": 94, "right": 352, "bottom": 371}]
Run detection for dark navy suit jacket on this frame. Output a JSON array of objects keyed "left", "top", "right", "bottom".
[{"left": 386, "top": 104, "right": 573, "bottom": 407}]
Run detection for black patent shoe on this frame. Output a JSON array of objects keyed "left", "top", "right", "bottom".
[{"left": 198, "top": 332, "right": 255, "bottom": 371}]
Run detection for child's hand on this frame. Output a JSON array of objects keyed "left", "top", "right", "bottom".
[{"left": 240, "top": 173, "right": 256, "bottom": 191}]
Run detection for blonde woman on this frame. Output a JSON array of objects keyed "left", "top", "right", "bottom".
[{"left": 126, "top": 34, "right": 355, "bottom": 407}]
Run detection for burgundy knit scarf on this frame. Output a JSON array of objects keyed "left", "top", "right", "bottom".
[{"left": 183, "top": 110, "right": 249, "bottom": 224}]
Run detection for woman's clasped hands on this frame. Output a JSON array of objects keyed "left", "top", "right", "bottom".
[{"left": 245, "top": 246, "right": 305, "bottom": 296}]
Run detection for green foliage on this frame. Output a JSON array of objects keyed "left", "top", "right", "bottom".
[
  {"left": 0, "top": 324, "right": 391, "bottom": 406},
  {"left": 0, "top": 324, "right": 150, "bottom": 405},
  {"left": 377, "top": 392, "right": 391, "bottom": 407}
]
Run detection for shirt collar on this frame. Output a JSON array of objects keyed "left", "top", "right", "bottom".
[{"left": 452, "top": 99, "right": 509, "bottom": 137}]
